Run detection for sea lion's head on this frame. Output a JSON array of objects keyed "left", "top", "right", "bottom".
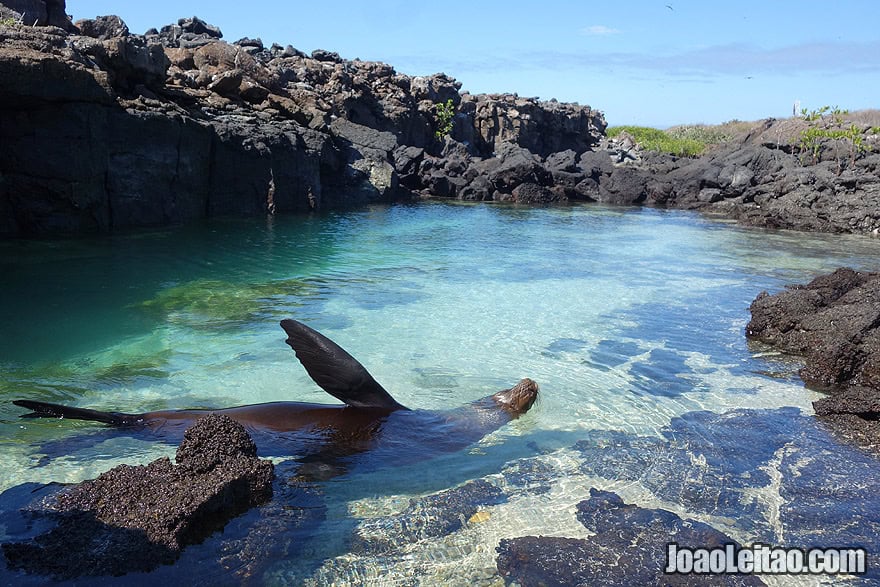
[{"left": 492, "top": 378, "right": 539, "bottom": 414}]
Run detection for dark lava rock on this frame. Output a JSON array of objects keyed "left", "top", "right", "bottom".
[
  {"left": 311, "top": 48, "right": 341, "bottom": 62},
  {"left": 650, "top": 127, "right": 880, "bottom": 234},
  {"left": 209, "top": 461, "right": 326, "bottom": 583},
  {"left": 351, "top": 479, "right": 506, "bottom": 553},
  {"left": 465, "top": 93, "right": 605, "bottom": 158},
  {"left": 746, "top": 267, "right": 880, "bottom": 445},
  {"left": 1, "top": 0, "right": 75, "bottom": 30},
  {"left": 488, "top": 143, "right": 550, "bottom": 193},
  {"left": 509, "top": 181, "right": 560, "bottom": 204},
  {"left": 75, "top": 14, "right": 129, "bottom": 39},
  {"left": 7, "top": 8, "right": 878, "bottom": 238},
  {"left": 178, "top": 15, "right": 222, "bottom": 39},
  {"left": 496, "top": 488, "right": 763, "bottom": 586},
  {"left": 574, "top": 407, "right": 880, "bottom": 580},
  {"left": 1, "top": 414, "right": 274, "bottom": 579},
  {"left": 0, "top": 10, "right": 608, "bottom": 236}
]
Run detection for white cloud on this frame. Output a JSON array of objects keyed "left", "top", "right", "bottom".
[
  {"left": 581, "top": 25, "right": 621, "bottom": 36},
  {"left": 385, "top": 39, "right": 880, "bottom": 83}
]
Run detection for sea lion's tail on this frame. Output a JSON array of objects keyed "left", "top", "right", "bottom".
[{"left": 13, "top": 400, "right": 141, "bottom": 427}]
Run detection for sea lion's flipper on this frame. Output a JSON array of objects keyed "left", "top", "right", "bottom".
[
  {"left": 280, "top": 319, "right": 408, "bottom": 411},
  {"left": 13, "top": 400, "right": 141, "bottom": 427}
]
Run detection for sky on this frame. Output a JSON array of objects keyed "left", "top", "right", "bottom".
[{"left": 68, "top": 1, "right": 880, "bottom": 127}]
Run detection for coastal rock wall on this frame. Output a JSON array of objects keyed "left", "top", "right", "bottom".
[
  {"left": 2, "top": 4, "right": 877, "bottom": 236},
  {"left": 0, "top": 7, "right": 606, "bottom": 236},
  {"left": 0, "top": 20, "right": 390, "bottom": 235},
  {"left": 464, "top": 93, "right": 603, "bottom": 157}
]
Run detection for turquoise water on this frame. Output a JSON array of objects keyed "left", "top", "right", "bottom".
[{"left": 2, "top": 202, "right": 880, "bottom": 584}]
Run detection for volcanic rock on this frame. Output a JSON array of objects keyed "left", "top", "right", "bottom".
[
  {"left": 746, "top": 267, "right": 880, "bottom": 448},
  {"left": 1, "top": 414, "right": 274, "bottom": 579},
  {"left": 496, "top": 488, "right": 763, "bottom": 586}
]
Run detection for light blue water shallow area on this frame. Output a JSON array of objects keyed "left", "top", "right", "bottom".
[{"left": 2, "top": 202, "right": 880, "bottom": 584}]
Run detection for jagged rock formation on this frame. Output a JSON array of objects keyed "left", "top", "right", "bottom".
[
  {"left": 746, "top": 267, "right": 880, "bottom": 448},
  {"left": 0, "top": 0, "right": 75, "bottom": 30},
  {"left": 0, "top": 6, "right": 605, "bottom": 236},
  {"left": 596, "top": 119, "right": 880, "bottom": 234},
  {"left": 2, "top": 414, "right": 274, "bottom": 579},
  {"left": 1, "top": 3, "right": 878, "bottom": 237}
]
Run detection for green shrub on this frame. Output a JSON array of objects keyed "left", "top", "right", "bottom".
[
  {"left": 795, "top": 105, "right": 872, "bottom": 167},
  {"left": 606, "top": 125, "right": 706, "bottom": 157},
  {"left": 434, "top": 99, "right": 455, "bottom": 139},
  {"left": 665, "top": 124, "right": 738, "bottom": 144}
]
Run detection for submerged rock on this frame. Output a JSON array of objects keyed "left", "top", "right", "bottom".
[
  {"left": 1, "top": 414, "right": 274, "bottom": 579},
  {"left": 574, "top": 407, "right": 880, "bottom": 580},
  {"left": 500, "top": 457, "right": 557, "bottom": 495},
  {"left": 497, "top": 488, "right": 763, "bottom": 586},
  {"left": 351, "top": 479, "right": 506, "bottom": 553}
]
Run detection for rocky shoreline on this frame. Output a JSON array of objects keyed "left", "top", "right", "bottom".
[
  {"left": 747, "top": 267, "right": 880, "bottom": 450},
  {"left": 0, "top": 7, "right": 606, "bottom": 236},
  {"left": 2, "top": 4, "right": 880, "bottom": 236},
  {"left": 2, "top": 2, "right": 880, "bottom": 582},
  {"left": 8, "top": 406, "right": 879, "bottom": 582}
]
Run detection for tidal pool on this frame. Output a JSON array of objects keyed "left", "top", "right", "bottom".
[{"left": 1, "top": 202, "right": 879, "bottom": 585}]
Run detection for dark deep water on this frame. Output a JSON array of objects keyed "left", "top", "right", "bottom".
[{"left": 2, "top": 202, "right": 880, "bottom": 585}]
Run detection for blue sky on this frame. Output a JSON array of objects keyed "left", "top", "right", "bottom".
[{"left": 70, "top": 0, "right": 880, "bottom": 127}]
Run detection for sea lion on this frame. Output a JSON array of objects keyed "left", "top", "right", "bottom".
[{"left": 14, "top": 319, "right": 539, "bottom": 472}]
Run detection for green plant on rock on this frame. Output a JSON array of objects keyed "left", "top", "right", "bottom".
[
  {"left": 798, "top": 126, "right": 827, "bottom": 164},
  {"left": 434, "top": 99, "right": 455, "bottom": 140},
  {"left": 0, "top": 10, "right": 25, "bottom": 26},
  {"left": 801, "top": 105, "right": 830, "bottom": 122},
  {"left": 796, "top": 105, "right": 871, "bottom": 168}
]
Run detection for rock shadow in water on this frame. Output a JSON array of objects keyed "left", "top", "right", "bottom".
[{"left": 584, "top": 338, "right": 643, "bottom": 370}]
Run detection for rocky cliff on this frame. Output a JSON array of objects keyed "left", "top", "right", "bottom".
[
  {"left": 2, "top": 3, "right": 879, "bottom": 237},
  {"left": 0, "top": 6, "right": 605, "bottom": 236}
]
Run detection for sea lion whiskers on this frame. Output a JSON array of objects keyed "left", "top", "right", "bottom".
[{"left": 491, "top": 378, "right": 539, "bottom": 414}]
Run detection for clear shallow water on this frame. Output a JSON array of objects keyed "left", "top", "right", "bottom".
[{"left": 2, "top": 202, "right": 880, "bottom": 584}]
